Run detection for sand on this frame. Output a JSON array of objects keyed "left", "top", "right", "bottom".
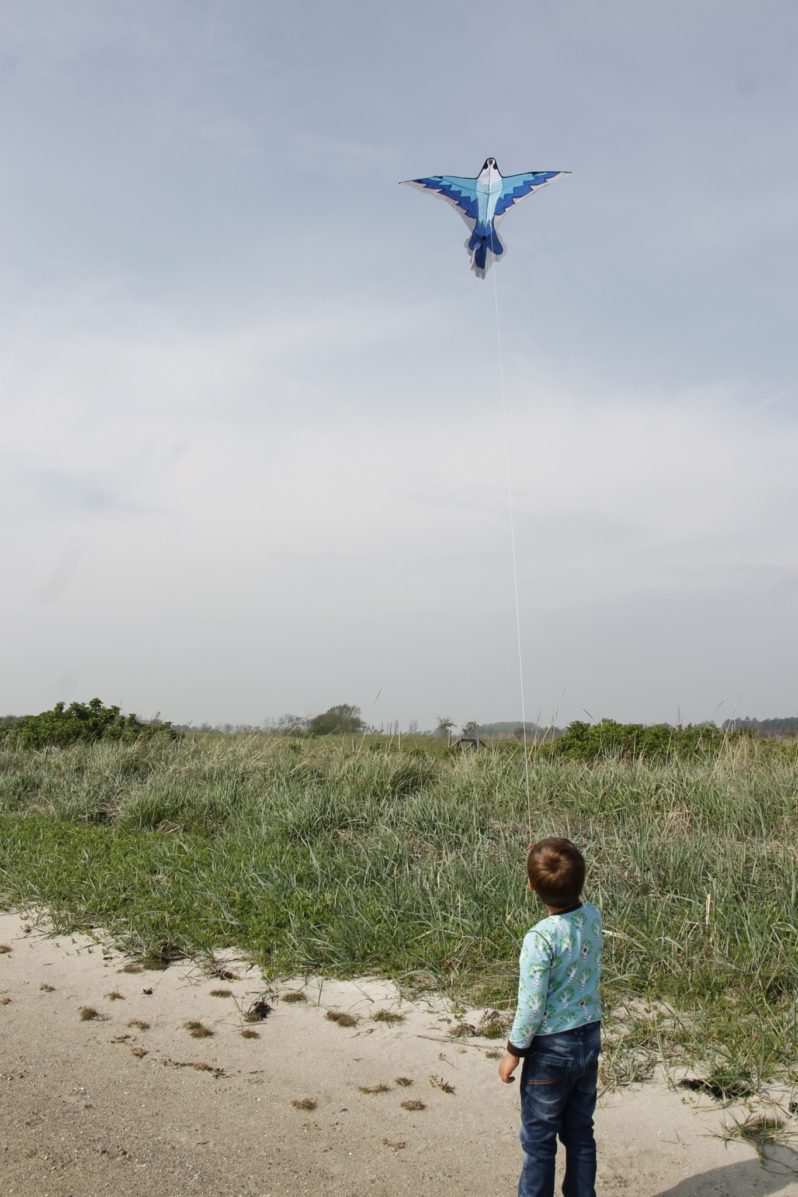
[{"left": 1, "top": 910, "right": 797, "bottom": 1197}]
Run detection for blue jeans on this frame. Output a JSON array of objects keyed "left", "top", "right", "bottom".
[{"left": 518, "top": 1021, "right": 600, "bottom": 1197}]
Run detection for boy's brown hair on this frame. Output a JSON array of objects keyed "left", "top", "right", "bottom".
[{"left": 527, "top": 837, "right": 585, "bottom": 906}]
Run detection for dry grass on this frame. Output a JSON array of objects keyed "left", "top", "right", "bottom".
[
  {"left": 209, "top": 988, "right": 232, "bottom": 998},
  {"left": 39, "top": 983, "right": 55, "bottom": 992},
  {"left": 128, "top": 1019, "right": 150, "bottom": 1031},
  {"left": 243, "top": 997, "right": 272, "bottom": 1022},
  {"left": 325, "top": 1009, "right": 358, "bottom": 1028},
  {"left": 105, "top": 990, "right": 125, "bottom": 1001},
  {"left": 358, "top": 1083, "right": 391, "bottom": 1094},
  {"left": 240, "top": 1028, "right": 259, "bottom": 1039},
  {"left": 79, "top": 1006, "right": 101, "bottom": 1021},
  {"left": 291, "top": 1097, "right": 317, "bottom": 1111},
  {"left": 400, "top": 1098, "right": 426, "bottom": 1111},
  {"left": 395, "top": 1076, "right": 413, "bottom": 1086},
  {"left": 372, "top": 1008, "right": 404, "bottom": 1024},
  {"left": 183, "top": 1019, "right": 214, "bottom": 1038},
  {"left": 280, "top": 990, "right": 307, "bottom": 1004}
]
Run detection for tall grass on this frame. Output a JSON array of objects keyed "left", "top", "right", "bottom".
[{"left": 1, "top": 734, "right": 796, "bottom": 1084}]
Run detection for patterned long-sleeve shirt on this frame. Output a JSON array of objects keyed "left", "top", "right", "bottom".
[{"left": 507, "top": 902, "right": 602, "bottom": 1055}]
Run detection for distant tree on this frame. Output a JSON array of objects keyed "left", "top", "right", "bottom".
[
  {"left": 435, "top": 716, "right": 455, "bottom": 739},
  {"left": 461, "top": 720, "right": 480, "bottom": 739},
  {"left": 268, "top": 714, "right": 308, "bottom": 736},
  {"left": 407, "top": 719, "right": 419, "bottom": 735},
  {"left": 308, "top": 704, "right": 365, "bottom": 736}
]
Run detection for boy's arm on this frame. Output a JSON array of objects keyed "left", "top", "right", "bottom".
[{"left": 506, "top": 931, "right": 552, "bottom": 1058}]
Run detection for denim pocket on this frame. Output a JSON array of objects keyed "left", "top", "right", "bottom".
[{"left": 525, "top": 1052, "right": 572, "bottom": 1090}]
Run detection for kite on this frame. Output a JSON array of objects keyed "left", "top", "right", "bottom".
[{"left": 401, "top": 157, "right": 568, "bottom": 278}]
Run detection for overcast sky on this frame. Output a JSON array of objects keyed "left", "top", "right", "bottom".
[{"left": 2, "top": 0, "right": 797, "bottom": 730}]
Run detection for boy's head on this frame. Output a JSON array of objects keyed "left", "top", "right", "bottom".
[{"left": 527, "top": 837, "right": 585, "bottom": 907}]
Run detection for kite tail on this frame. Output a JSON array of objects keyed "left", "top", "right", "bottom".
[{"left": 468, "top": 222, "right": 504, "bottom": 276}]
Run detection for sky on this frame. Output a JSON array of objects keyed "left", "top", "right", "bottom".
[{"left": 2, "top": 0, "right": 797, "bottom": 730}]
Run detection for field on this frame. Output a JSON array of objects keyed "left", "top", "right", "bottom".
[{"left": 1, "top": 733, "right": 796, "bottom": 1093}]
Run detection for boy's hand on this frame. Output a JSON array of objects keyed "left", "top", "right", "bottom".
[{"left": 498, "top": 1052, "right": 520, "bottom": 1084}]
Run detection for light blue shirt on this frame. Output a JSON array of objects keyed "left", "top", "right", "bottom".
[{"left": 508, "top": 902, "right": 602, "bottom": 1050}]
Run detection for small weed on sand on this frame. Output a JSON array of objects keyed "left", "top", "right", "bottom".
[
  {"left": 184, "top": 1020, "right": 214, "bottom": 1038},
  {"left": 119, "top": 963, "right": 143, "bottom": 974},
  {"left": 281, "top": 990, "right": 307, "bottom": 1004},
  {"left": 79, "top": 1006, "right": 103, "bottom": 1021},
  {"left": 429, "top": 1074, "right": 455, "bottom": 1094},
  {"left": 244, "top": 996, "right": 273, "bottom": 1022},
  {"left": 209, "top": 988, "right": 232, "bottom": 998},
  {"left": 40, "top": 983, "right": 56, "bottom": 992},
  {"left": 372, "top": 1008, "right": 404, "bottom": 1024},
  {"left": 240, "top": 1028, "right": 260, "bottom": 1039},
  {"left": 395, "top": 1076, "right": 413, "bottom": 1086},
  {"left": 680, "top": 1070, "right": 755, "bottom": 1102},
  {"left": 723, "top": 1112, "right": 789, "bottom": 1161},
  {"left": 291, "top": 1097, "right": 317, "bottom": 1111},
  {"left": 401, "top": 1098, "right": 426, "bottom": 1111},
  {"left": 0, "top": 945, "right": 12, "bottom": 954},
  {"left": 105, "top": 990, "right": 125, "bottom": 1001},
  {"left": 359, "top": 1083, "right": 391, "bottom": 1094},
  {"left": 326, "top": 1010, "right": 358, "bottom": 1028},
  {"left": 128, "top": 1019, "right": 150, "bottom": 1031},
  {"left": 383, "top": 1138, "right": 406, "bottom": 1151}
]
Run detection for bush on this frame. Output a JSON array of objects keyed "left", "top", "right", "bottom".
[
  {"left": 545, "top": 718, "right": 741, "bottom": 762},
  {"left": 0, "top": 699, "right": 178, "bottom": 749}
]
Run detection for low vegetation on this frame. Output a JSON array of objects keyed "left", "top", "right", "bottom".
[
  {"left": 0, "top": 698, "right": 177, "bottom": 748},
  {"left": 1, "top": 730, "right": 796, "bottom": 1089}
]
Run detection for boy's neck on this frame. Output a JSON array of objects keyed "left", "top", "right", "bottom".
[{"left": 544, "top": 900, "right": 582, "bottom": 916}]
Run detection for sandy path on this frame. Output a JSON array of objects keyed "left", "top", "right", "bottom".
[{"left": 1, "top": 912, "right": 797, "bottom": 1197}]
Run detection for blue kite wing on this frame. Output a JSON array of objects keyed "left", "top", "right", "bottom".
[
  {"left": 493, "top": 170, "right": 567, "bottom": 217},
  {"left": 401, "top": 175, "right": 479, "bottom": 223}
]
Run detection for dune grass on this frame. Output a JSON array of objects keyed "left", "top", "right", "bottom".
[{"left": 1, "top": 733, "right": 797, "bottom": 1087}]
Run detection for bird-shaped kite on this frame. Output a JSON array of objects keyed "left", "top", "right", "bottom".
[{"left": 402, "top": 158, "right": 568, "bottom": 278}]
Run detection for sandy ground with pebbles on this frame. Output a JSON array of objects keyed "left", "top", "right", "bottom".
[{"left": 1, "top": 911, "right": 798, "bottom": 1197}]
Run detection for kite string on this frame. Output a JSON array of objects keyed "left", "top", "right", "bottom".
[{"left": 491, "top": 264, "right": 533, "bottom": 842}]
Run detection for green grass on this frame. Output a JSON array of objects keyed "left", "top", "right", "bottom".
[{"left": 1, "top": 734, "right": 797, "bottom": 1086}]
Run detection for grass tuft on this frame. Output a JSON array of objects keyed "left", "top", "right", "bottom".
[
  {"left": 325, "top": 1010, "right": 358, "bottom": 1028},
  {"left": 372, "top": 1008, "right": 404, "bottom": 1024},
  {"left": 183, "top": 1020, "right": 214, "bottom": 1038}
]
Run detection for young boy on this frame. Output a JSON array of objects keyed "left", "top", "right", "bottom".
[{"left": 498, "top": 837, "right": 602, "bottom": 1197}]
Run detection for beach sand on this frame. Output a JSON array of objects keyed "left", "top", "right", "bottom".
[{"left": 1, "top": 911, "right": 796, "bottom": 1197}]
